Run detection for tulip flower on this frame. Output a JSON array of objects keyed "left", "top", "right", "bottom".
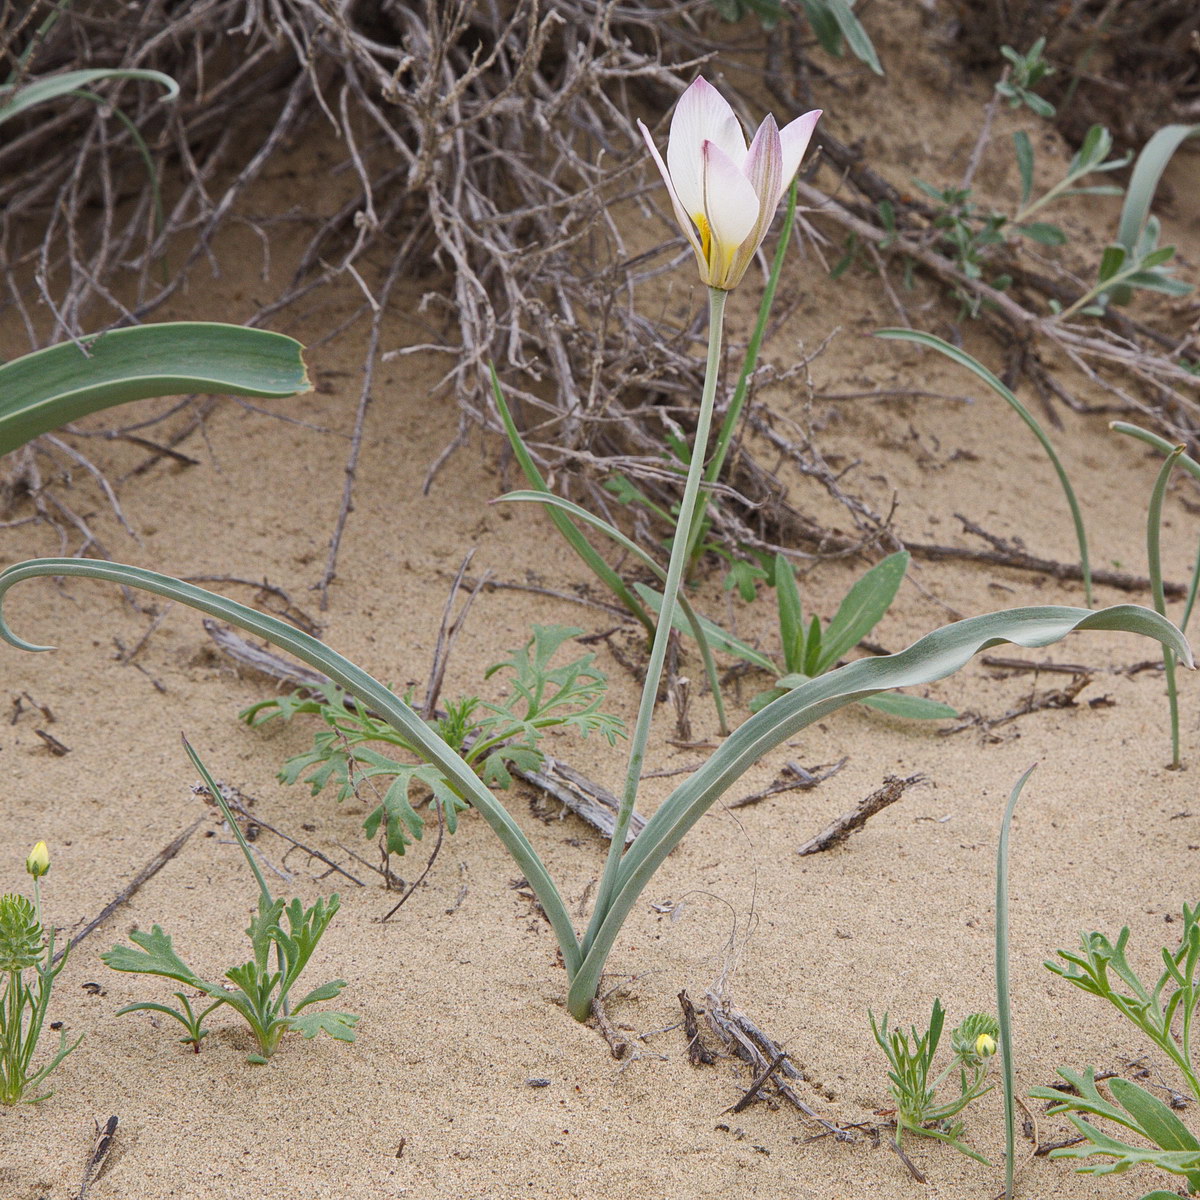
[
  {"left": 25, "top": 841, "right": 49, "bottom": 879},
  {"left": 638, "top": 77, "right": 821, "bottom": 290}
]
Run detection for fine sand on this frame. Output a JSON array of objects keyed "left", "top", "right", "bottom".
[{"left": 4, "top": 6, "right": 1200, "bottom": 1198}]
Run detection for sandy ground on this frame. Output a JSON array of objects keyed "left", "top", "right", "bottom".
[{"left": 4, "top": 5, "right": 1200, "bottom": 1198}]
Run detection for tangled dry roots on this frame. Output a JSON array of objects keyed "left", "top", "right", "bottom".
[
  {"left": 4, "top": 1, "right": 1199, "bottom": 570},
  {"left": 0, "top": 1, "right": 744, "bottom": 496}
]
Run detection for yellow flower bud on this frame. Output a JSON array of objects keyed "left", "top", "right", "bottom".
[
  {"left": 25, "top": 841, "right": 49, "bottom": 879},
  {"left": 975, "top": 1032, "right": 996, "bottom": 1058}
]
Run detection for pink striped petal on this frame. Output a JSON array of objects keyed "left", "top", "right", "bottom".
[
  {"left": 744, "top": 113, "right": 783, "bottom": 214},
  {"left": 637, "top": 118, "right": 706, "bottom": 272},
  {"left": 667, "top": 77, "right": 747, "bottom": 220},
  {"left": 727, "top": 115, "right": 784, "bottom": 287},
  {"left": 779, "top": 109, "right": 822, "bottom": 187}
]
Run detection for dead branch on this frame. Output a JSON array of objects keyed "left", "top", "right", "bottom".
[{"left": 796, "top": 773, "right": 925, "bottom": 855}]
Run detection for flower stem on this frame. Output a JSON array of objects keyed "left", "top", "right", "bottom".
[{"left": 583, "top": 286, "right": 728, "bottom": 957}]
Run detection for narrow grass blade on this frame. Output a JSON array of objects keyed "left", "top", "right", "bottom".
[
  {"left": 0, "top": 324, "right": 312, "bottom": 456},
  {"left": 567, "top": 604, "right": 1190, "bottom": 1016},
  {"left": 0, "top": 559, "right": 582, "bottom": 977},
  {"left": 0, "top": 68, "right": 178, "bottom": 125},
  {"left": 996, "top": 764, "right": 1037, "bottom": 1200},
  {"left": 489, "top": 370, "right": 654, "bottom": 632},
  {"left": 877, "top": 330, "right": 1092, "bottom": 606},
  {"left": 1146, "top": 445, "right": 1186, "bottom": 766},
  {"left": 634, "top": 583, "right": 775, "bottom": 674}
]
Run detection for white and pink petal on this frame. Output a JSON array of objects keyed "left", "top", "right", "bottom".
[{"left": 666, "top": 77, "right": 747, "bottom": 218}]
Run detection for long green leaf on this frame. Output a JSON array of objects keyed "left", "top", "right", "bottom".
[
  {"left": 0, "top": 68, "right": 178, "bottom": 125},
  {"left": 566, "top": 603, "right": 1191, "bottom": 1016},
  {"left": 877, "top": 330, "right": 1092, "bottom": 606},
  {"left": 0, "top": 324, "right": 312, "bottom": 457},
  {"left": 996, "top": 764, "right": 1037, "bottom": 1200},
  {"left": 1, "top": 563, "right": 1190, "bottom": 1025},
  {"left": 825, "top": 0, "right": 883, "bottom": 74},
  {"left": 1116, "top": 125, "right": 1200, "bottom": 253},
  {"left": 0, "top": 559, "right": 583, "bottom": 977},
  {"left": 775, "top": 552, "right": 805, "bottom": 674},
  {"left": 1147, "top": 445, "right": 1186, "bottom": 766}
]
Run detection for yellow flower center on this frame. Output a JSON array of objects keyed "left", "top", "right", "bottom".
[
  {"left": 975, "top": 1033, "right": 996, "bottom": 1057},
  {"left": 692, "top": 211, "right": 713, "bottom": 264}
]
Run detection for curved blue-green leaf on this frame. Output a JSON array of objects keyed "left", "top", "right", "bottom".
[
  {"left": 1117, "top": 125, "right": 1200, "bottom": 254},
  {"left": 568, "top": 603, "right": 1191, "bottom": 1016},
  {"left": 0, "top": 324, "right": 312, "bottom": 457},
  {"left": 877, "top": 329, "right": 1092, "bottom": 606},
  {"left": 0, "top": 559, "right": 582, "bottom": 976},
  {"left": 0, "top": 68, "right": 179, "bottom": 126}
]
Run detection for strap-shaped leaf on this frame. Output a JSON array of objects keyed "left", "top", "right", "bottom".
[
  {"left": 1, "top": 559, "right": 1190, "bottom": 1023},
  {"left": 0, "top": 323, "right": 311, "bottom": 457},
  {"left": 0, "top": 68, "right": 179, "bottom": 125},
  {"left": 0, "top": 558, "right": 583, "bottom": 977},
  {"left": 568, "top": 603, "right": 1191, "bottom": 1015},
  {"left": 817, "top": 549, "right": 909, "bottom": 673},
  {"left": 774, "top": 553, "right": 805, "bottom": 674}
]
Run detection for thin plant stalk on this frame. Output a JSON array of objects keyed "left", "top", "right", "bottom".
[
  {"left": 495, "top": 489, "right": 730, "bottom": 733},
  {"left": 586, "top": 286, "right": 728, "bottom": 951},
  {"left": 996, "top": 764, "right": 1037, "bottom": 1200},
  {"left": 1146, "top": 445, "right": 1187, "bottom": 767},
  {"left": 877, "top": 330, "right": 1092, "bottom": 606},
  {"left": 182, "top": 736, "right": 294, "bottom": 1015},
  {"left": 1112, "top": 422, "right": 1200, "bottom": 635},
  {"left": 683, "top": 182, "right": 797, "bottom": 566}
]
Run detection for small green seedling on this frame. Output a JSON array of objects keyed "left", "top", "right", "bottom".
[
  {"left": 0, "top": 842, "right": 81, "bottom": 1104},
  {"left": 243, "top": 624, "right": 625, "bottom": 856},
  {"left": 750, "top": 550, "right": 955, "bottom": 718},
  {"left": 1034, "top": 903, "right": 1200, "bottom": 1196},
  {"left": 1066, "top": 121, "right": 1199, "bottom": 318},
  {"left": 102, "top": 739, "right": 357, "bottom": 1063},
  {"left": 996, "top": 39, "right": 1056, "bottom": 118},
  {"left": 871, "top": 999, "right": 999, "bottom": 1165}
]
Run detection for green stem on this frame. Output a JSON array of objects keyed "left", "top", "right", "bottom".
[
  {"left": 3, "top": 968, "right": 20, "bottom": 1102},
  {"left": 584, "top": 286, "right": 728, "bottom": 959}
]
